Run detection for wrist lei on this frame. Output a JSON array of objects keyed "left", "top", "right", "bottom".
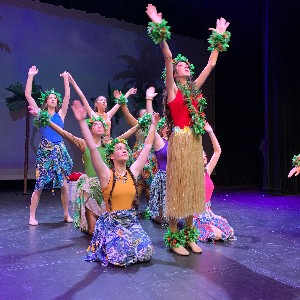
[
  {"left": 147, "top": 19, "right": 171, "bottom": 44},
  {"left": 207, "top": 31, "right": 231, "bottom": 52},
  {"left": 292, "top": 154, "right": 300, "bottom": 167},
  {"left": 114, "top": 94, "right": 128, "bottom": 105},
  {"left": 33, "top": 109, "right": 51, "bottom": 129}
]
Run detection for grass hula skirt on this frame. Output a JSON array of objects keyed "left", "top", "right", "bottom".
[{"left": 166, "top": 127, "right": 205, "bottom": 218}]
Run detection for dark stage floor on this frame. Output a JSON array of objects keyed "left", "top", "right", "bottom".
[{"left": 0, "top": 187, "right": 300, "bottom": 300}]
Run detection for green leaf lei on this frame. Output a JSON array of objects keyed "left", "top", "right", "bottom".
[
  {"left": 138, "top": 114, "right": 167, "bottom": 137},
  {"left": 86, "top": 116, "right": 108, "bottom": 131},
  {"left": 176, "top": 82, "right": 207, "bottom": 136},
  {"left": 38, "top": 88, "right": 63, "bottom": 106},
  {"left": 147, "top": 19, "right": 171, "bottom": 44},
  {"left": 183, "top": 226, "right": 200, "bottom": 243},
  {"left": 207, "top": 31, "right": 231, "bottom": 52},
  {"left": 292, "top": 154, "right": 300, "bottom": 167},
  {"left": 33, "top": 109, "right": 51, "bottom": 129},
  {"left": 164, "top": 227, "right": 187, "bottom": 248},
  {"left": 114, "top": 94, "right": 128, "bottom": 105},
  {"left": 105, "top": 138, "right": 133, "bottom": 168},
  {"left": 156, "top": 117, "right": 166, "bottom": 132},
  {"left": 137, "top": 113, "right": 152, "bottom": 133}
]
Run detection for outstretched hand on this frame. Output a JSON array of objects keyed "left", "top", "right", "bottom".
[
  {"left": 146, "top": 4, "right": 162, "bottom": 24},
  {"left": 71, "top": 100, "right": 87, "bottom": 121},
  {"left": 28, "top": 105, "right": 39, "bottom": 117},
  {"left": 146, "top": 87, "right": 158, "bottom": 99},
  {"left": 60, "top": 71, "right": 69, "bottom": 79},
  {"left": 28, "top": 65, "right": 39, "bottom": 76},
  {"left": 113, "top": 90, "right": 122, "bottom": 100},
  {"left": 124, "top": 87, "right": 137, "bottom": 98},
  {"left": 204, "top": 121, "right": 213, "bottom": 134},
  {"left": 209, "top": 17, "right": 230, "bottom": 34},
  {"left": 288, "top": 167, "right": 300, "bottom": 178}
]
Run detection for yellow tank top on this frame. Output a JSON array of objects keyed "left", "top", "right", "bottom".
[{"left": 102, "top": 170, "right": 136, "bottom": 212}]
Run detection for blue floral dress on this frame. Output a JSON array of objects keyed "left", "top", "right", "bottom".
[{"left": 34, "top": 113, "right": 73, "bottom": 191}]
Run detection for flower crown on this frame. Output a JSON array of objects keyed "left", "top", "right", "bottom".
[
  {"left": 86, "top": 116, "right": 108, "bottom": 131},
  {"left": 161, "top": 54, "right": 195, "bottom": 81},
  {"left": 105, "top": 138, "right": 133, "bottom": 168},
  {"left": 38, "top": 88, "right": 63, "bottom": 106}
]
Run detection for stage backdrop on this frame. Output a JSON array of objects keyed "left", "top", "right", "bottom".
[{"left": 0, "top": 0, "right": 215, "bottom": 180}]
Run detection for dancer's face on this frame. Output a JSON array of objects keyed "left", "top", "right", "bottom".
[
  {"left": 46, "top": 94, "right": 58, "bottom": 108},
  {"left": 111, "top": 143, "right": 129, "bottom": 163},
  {"left": 95, "top": 96, "right": 107, "bottom": 111},
  {"left": 174, "top": 62, "right": 191, "bottom": 78},
  {"left": 90, "top": 121, "right": 104, "bottom": 135}
]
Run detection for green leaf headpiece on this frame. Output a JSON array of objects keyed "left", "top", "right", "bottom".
[
  {"left": 161, "top": 54, "right": 195, "bottom": 81},
  {"left": 38, "top": 88, "right": 63, "bottom": 106}
]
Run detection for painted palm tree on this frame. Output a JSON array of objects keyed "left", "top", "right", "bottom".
[
  {"left": 113, "top": 39, "right": 163, "bottom": 113},
  {"left": 5, "top": 81, "right": 42, "bottom": 194}
]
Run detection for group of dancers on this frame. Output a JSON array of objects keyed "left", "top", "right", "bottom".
[{"left": 24, "top": 4, "right": 251, "bottom": 266}]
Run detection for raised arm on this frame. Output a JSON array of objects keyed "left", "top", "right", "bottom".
[
  {"left": 71, "top": 100, "right": 110, "bottom": 187},
  {"left": 145, "top": 86, "right": 164, "bottom": 151},
  {"left": 68, "top": 73, "right": 96, "bottom": 118},
  {"left": 145, "top": 86, "right": 158, "bottom": 113},
  {"left": 28, "top": 105, "right": 86, "bottom": 153},
  {"left": 115, "top": 88, "right": 138, "bottom": 127},
  {"left": 205, "top": 121, "right": 221, "bottom": 176},
  {"left": 58, "top": 71, "right": 71, "bottom": 120},
  {"left": 117, "top": 124, "right": 140, "bottom": 140},
  {"left": 130, "top": 113, "right": 159, "bottom": 178},
  {"left": 146, "top": 4, "right": 176, "bottom": 99},
  {"left": 153, "top": 131, "right": 165, "bottom": 152},
  {"left": 194, "top": 18, "right": 230, "bottom": 90},
  {"left": 25, "top": 66, "right": 39, "bottom": 111}
]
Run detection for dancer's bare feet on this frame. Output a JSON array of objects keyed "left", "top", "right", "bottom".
[
  {"left": 188, "top": 241, "right": 202, "bottom": 253},
  {"left": 64, "top": 215, "right": 73, "bottom": 223},
  {"left": 29, "top": 217, "right": 39, "bottom": 226},
  {"left": 171, "top": 245, "right": 189, "bottom": 256}
]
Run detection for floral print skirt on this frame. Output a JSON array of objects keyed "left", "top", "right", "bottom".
[
  {"left": 34, "top": 137, "right": 73, "bottom": 191},
  {"left": 85, "top": 208, "right": 153, "bottom": 267},
  {"left": 72, "top": 175, "right": 105, "bottom": 232},
  {"left": 193, "top": 202, "right": 235, "bottom": 242}
]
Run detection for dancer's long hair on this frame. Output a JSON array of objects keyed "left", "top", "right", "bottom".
[{"left": 163, "top": 62, "right": 194, "bottom": 138}]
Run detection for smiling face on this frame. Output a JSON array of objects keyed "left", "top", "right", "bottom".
[
  {"left": 95, "top": 96, "right": 107, "bottom": 112},
  {"left": 174, "top": 61, "right": 191, "bottom": 79}
]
